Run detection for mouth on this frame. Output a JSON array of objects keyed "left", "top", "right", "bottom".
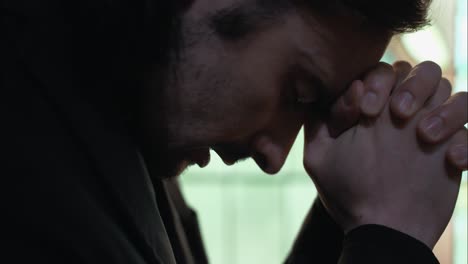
[
  {"left": 212, "top": 144, "right": 251, "bottom": 166},
  {"left": 185, "top": 143, "right": 251, "bottom": 168}
]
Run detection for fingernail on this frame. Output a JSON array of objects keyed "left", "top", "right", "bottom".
[
  {"left": 450, "top": 145, "right": 467, "bottom": 165},
  {"left": 395, "top": 92, "right": 414, "bottom": 115},
  {"left": 421, "top": 116, "right": 444, "bottom": 140},
  {"left": 361, "top": 92, "right": 378, "bottom": 113}
]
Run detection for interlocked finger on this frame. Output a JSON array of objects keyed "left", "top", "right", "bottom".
[
  {"left": 393, "top": 61, "right": 412, "bottom": 88},
  {"left": 423, "top": 78, "right": 453, "bottom": 112},
  {"left": 418, "top": 92, "right": 468, "bottom": 143},
  {"left": 360, "top": 62, "right": 396, "bottom": 117},
  {"left": 390, "top": 61, "right": 442, "bottom": 119}
]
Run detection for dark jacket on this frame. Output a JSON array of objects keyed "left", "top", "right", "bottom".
[{"left": 1, "top": 3, "right": 439, "bottom": 263}]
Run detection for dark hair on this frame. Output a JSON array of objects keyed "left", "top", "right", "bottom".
[
  {"left": 303, "top": 0, "right": 433, "bottom": 33},
  {"left": 211, "top": 0, "right": 432, "bottom": 41},
  {"left": 68, "top": 0, "right": 431, "bottom": 117},
  {"left": 76, "top": 0, "right": 431, "bottom": 82}
]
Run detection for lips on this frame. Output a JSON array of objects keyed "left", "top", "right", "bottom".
[
  {"left": 212, "top": 144, "right": 251, "bottom": 166},
  {"left": 219, "top": 155, "right": 237, "bottom": 166}
]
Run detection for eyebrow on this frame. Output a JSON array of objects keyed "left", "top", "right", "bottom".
[
  {"left": 209, "top": 1, "right": 293, "bottom": 41},
  {"left": 209, "top": 5, "right": 261, "bottom": 41}
]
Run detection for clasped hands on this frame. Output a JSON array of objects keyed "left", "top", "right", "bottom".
[{"left": 303, "top": 61, "right": 467, "bottom": 248}]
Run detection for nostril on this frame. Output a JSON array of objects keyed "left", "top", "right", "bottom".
[
  {"left": 251, "top": 134, "right": 287, "bottom": 174},
  {"left": 264, "top": 161, "right": 281, "bottom": 175},
  {"left": 251, "top": 133, "right": 295, "bottom": 174},
  {"left": 253, "top": 151, "right": 268, "bottom": 171},
  {"left": 253, "top": 149, "right": 282, "bottom": 175}
]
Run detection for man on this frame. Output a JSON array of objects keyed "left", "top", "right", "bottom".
[{"left": 1, "top": 0, "right": 467, "bottom": 264}]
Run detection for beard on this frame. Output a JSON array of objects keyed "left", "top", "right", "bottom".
[
  {"left": 136, "top": 12, "right": 233, "bottom": 180},
  {"left": 138, "top": 134, "right": 192, "bottom": 180}
]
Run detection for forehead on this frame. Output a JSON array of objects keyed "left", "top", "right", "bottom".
[
  {"left": 187, "top": 0, "right": 391, "bottom": 103},
  {"left": 286, "top": 8, "right": 392, "bottom": 100}
]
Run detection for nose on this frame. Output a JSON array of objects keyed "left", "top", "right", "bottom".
[
  {"left": 252, "top": 135, "right": 285, "bottom": 174},
  {"left": 251, "top": 122, "right": 302, "bottom": 174}
]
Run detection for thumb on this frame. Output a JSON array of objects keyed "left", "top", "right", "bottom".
[
  {"left": 327, "top": 80, "right": 365, "bottom": 137},
  {"left": 304, "top": 114, "right": 333, "bottom": 174}
]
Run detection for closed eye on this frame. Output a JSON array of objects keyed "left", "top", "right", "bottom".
[{"left": 294, "top": 76, "right": 319, "bottom": 107}]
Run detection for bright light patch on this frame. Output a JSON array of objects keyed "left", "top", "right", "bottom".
[{"left": 401, "top": 26, "right": 450, "bottom": 69}]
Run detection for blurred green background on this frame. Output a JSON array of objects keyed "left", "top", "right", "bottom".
[{"left": 180, "top": 0, "right": 467, "bottom": 263}]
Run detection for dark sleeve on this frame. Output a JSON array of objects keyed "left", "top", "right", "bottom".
[
  {"left": 285, "top": 198, "right": 439, "bottom": 264},
  {"left": 339, "top": 225, "right": 439, "bottom": 264},
  {"left": 285, "top": 197, "right": 344, "bottom": 264}
]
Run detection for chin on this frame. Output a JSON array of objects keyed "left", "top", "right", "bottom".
[
  {"left": 149, "top": 157, "right": 190, "bottom": 179},
  {"left": 155, "top": 146, "right": 208, "bottom": 178},
  {"left": 162, "top": 159, "right": 190, "bottom": 178},
  {"left": 174, "top": 160, "right": 191, "bottom": 176}
]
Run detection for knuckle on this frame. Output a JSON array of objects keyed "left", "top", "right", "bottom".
[
  {"left": 368, "top": 62, "right": 395, "bottom": 76},
  {"left": 440, "top": 78, "right": 452, "bottom": 88},
  {"left": 437, "top": 108, "right": 452, "bottom": 122},
  {"left": 436, "top": 102, "right": 467, "bottom": 127},
  {"left": 393, "top": 60, "right": 412, "bottom": 67},
  {"left": 393, "top": 60, "right": 412, "bottom": 70},
  {"left": 432, "top": 78, "right": 452, "bottom": 96},
  {"left": 439, "top": 78, "right": 453, "bottom": 93},
  {"left": 396, "top": 79, "right": 419, "bottom": 98},
  {"left": 446, "top": 92, "right": 468, "bottom": 110},
  {"left": 365, "top": 78, "right": 381, "bottom": 93},
  {"left": 454, "top": 91, "right": 468, "bottom": 101},
  {"left": 365, "top": 72, "right": 396, "bottom": 94},
  {"left": 450, "top": 129, "right": 468, "bottom": 144},
  {"left": 399, "top": 67, "right": 443, "bottom": 97},
  {"left": 419, "top": 60, "right": 442, "bottom": 75},
  {"left": 377, "top": 61, "right": 394, "bottom": 71}
]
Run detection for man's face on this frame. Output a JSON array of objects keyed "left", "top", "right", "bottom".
[{"left": 151, "top": 0, "right": 391, "bottom": 176}]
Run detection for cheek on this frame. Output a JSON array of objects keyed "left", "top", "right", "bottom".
[
  {"left": 215, "top": 48, "right": 291, "bottom": 139},
  {"left": 224, "top": 95, "right": 274, "bottom": 138},
  {"left": 217, "top": 82, "right": 281, "bottom": 141},
  {"left": 239, "top": 83, "right": 283, "bottom": 128}
]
